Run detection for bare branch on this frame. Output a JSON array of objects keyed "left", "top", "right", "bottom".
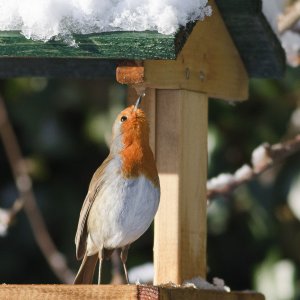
[
  {"left": 207, "top": 135, "right": 300, "bottom": 200},
  {"left": 0, "top": 95, "right": 75, "bottom": 283},
  {"left": 0, "top": 197, "right": 25, "bottom": 237},
  {"left": 278, "top": 1, "right": 300, "bottom": 33}
]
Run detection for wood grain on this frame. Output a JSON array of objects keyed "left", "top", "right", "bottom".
[
  {"left": 0, "top": 285, "right": 137, "bottom": 300},
  {"left": 144, "top": 1, "right": 249, "bottom": 101},
  {"left": 0, "top": 285, "right": 265, "bottom": 300},
  {"left": 116, "top": 65, "right": 144, "bottom": 85},
  {"left": 159, "top": 287, "right": 265, "bottom": 300},
  {"left": 154, "top": 90, "right": 208, "bottom": 284},
  {"left": 138, "top": 285, "right": 159, "bottom": 300}
]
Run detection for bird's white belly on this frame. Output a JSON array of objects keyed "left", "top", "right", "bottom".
[{"left": 86, "top": 173, "right": 160, "bottom": 254}]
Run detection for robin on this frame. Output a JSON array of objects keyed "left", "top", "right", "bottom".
[{"left": 74, "top": 94, "right": 160, "bottom": 284}]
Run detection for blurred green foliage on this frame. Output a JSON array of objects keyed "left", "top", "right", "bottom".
[
  {"left": 207, "top": 67, "right": 300, "bottom": 300},
  {"left": 0, "top": 67, "right": 300, "bottom": 299}
]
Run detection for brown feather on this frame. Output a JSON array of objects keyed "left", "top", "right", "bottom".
[
  {"left": 75, "top": 156, "right": 113, "bottom": 260},
  {"left": 74, "top": 253, "right": 98, "bottom": 284}
]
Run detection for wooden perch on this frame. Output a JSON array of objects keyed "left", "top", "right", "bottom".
[
  {"left": 207, "top": 135, "right": 300, "bottom": 200},
  {"left": 116, "top": 63, "right": 144, "bottom": 85},
  {"left": 0, "top": 284, "right": 265, "bottom": 300}
]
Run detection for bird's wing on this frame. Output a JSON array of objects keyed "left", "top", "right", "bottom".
[{"left": 75, "top": 155, "right": 112, "bottom": 260}]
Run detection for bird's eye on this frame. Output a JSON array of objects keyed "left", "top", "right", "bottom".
[{"left": 120, "top": 115, "right": 127, "bottom": 122}]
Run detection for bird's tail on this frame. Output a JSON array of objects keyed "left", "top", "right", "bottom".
[{"left": 74, "top": 253, "right": 98, "bottom": 284}]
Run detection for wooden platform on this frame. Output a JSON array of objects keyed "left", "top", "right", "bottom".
[{"left": 0, "top": 285, "right": 265, "bottom": 300}]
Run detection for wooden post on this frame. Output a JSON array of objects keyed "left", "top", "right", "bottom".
[
  {"left": 128, "top": 87, "right": 207, "bottom": 284},
  {"left": 153, "top": 90, "right": 208, "bottom": 284},
  {"left": 123, "top": 0, "right": 248, "bottom": 288}
]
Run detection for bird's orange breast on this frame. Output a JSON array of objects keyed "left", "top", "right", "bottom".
[
  {"left": 118, "top": 106, "right": 159, "bottom": 187},
  {"left": 120, "top": 140, "right": 159, "bottom": 187}
]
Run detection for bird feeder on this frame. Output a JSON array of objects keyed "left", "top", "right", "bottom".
[{"left": 0, "top": 0, "right": 284, "bottom": 299}]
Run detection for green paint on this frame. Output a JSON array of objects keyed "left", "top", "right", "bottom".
[
  {"left": 216, "top": 0, "right": 285, "bottom": 78},
  {"left": 0, "top": 31, "right": 180, "bottom": 60},
  {"left": 0, "top": 2, "right": 285, "bottom": 79}
]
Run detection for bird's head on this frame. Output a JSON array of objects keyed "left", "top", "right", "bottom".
[{"left": 111, "top": 94, "right": 149, "bottom": 153}]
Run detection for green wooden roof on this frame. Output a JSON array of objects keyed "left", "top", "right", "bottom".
[
  {"left": 216, "top": 0, "right": 285, "bottom": 78},
  {"left": 0, "top": 29, "right": 192, "bottom": 60},
  {"left": 0, "top": 0, "right": 285, "bottom": 79}
]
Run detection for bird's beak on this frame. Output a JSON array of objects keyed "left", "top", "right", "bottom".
[{"left": 133, "top": 92, "right": 145, "bottom": 112}]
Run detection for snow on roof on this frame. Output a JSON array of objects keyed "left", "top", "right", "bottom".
[{"left": 0, "top": 0, "right": 212, "bottom": 45}]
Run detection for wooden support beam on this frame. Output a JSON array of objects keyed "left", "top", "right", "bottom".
[
  {"left": 154, "top": 90, "right": 208, "bottom": 284},
  {"left": 117, "top": 1, "right": 248, "bottom": 101},
  {"left": 128, "top": 88, "right": 207, "bottom": 284},
  {"left": 0, "top": 285, "right": 265, "bottom": 300},
  {"left": 143, "top": 1, "right": 249, "bottom": 101},
  {"left": 117, "top": 63, "right": 144, "bottom": 85}
]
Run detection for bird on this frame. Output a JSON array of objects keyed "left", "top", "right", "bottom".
[{"left": 74, "top": 94, "right": 160, "bottom": 284}]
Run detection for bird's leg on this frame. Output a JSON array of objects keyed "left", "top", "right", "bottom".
[
  {"left": 120, "top": 245, "right": 130, "bottom": 284},
  {"left": 98, "top": 248, "right": 104, "bottom": 284}
]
